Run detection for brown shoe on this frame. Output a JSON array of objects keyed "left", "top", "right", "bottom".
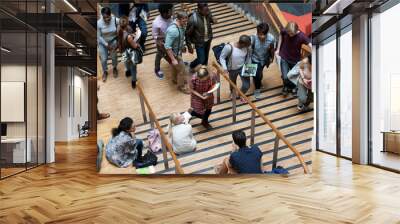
[{"left": 201, "top": 121, "right": 212, "bottom": 129}]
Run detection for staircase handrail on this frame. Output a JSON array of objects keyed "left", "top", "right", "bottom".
[
  {"left": 212, "top": 62, "right": 310, "bottom": 174},
  {"left": 136, "top": 83, "right": 184, "bottom": 174}
]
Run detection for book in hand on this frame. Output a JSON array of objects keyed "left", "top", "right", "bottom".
[
  {"left": 182, "top": 111, "right": 192, "bottom": 124},
  {"left": 241, "top": 63, "right": 258, "bottom": 77},
  {"left": 207, "top": 82, "right": 220, "bottom": 94}
]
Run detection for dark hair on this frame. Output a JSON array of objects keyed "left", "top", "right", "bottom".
[
  {"left": 238, "top": 35, "right": 251, "bottom": 46},
  {"left": 198, "top": 3, "right": 208, "bottom": 9},
  {"left": 101, "top": 7, "right": 111, "bottom": 16},
  {"left": 232, "top": 130, "right": 247, "bottom": 148},
  {"left": 257, "top": 23, "right": 269, "bottom": 35},
  {"left": 158, "top": 3, "right": 173, "bottom": 14},
  {"left": 112, "top": 117, "right": 133, "bottom": 137}
]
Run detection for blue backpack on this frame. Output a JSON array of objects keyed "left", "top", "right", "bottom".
[
  {"left": 212, "top": 43, "right": 232, "bottom": 65},
  {"left": 264, "top": 166, "right": 289, "bottom": 175}
]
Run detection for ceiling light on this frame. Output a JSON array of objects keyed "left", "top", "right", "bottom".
[
  {"left": 1, "top": 47, "right": 11, "bottom": 53},
  {"left": 78, "top": 67, "right": 93, "bottom": 76},
  {"left": 54, "top": 34, "right": 75, "bottom": 48},
  {"left": 323, "top": 0, "right": 355, "bottom": 15},
  {"left": 63, "top": 0, "right": 78, "bottom": 12}
]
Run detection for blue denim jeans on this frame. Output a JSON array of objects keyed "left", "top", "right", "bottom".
[
  {"left": 280, "top": 58, "right": 297, "bottom": 90},
  {"left": 98, "top": 39, "right": 118, "bottom": 74},
  {"left": 190, "top": 39, "right": 212, "bottom": 69},
  {"left": 130, "top": 19, "right": 148, "bottom": 52},
  {"left": 229, "top": 67, "right": 250, "bottom": 94},
  {"left": 135, "top": 139, "right": 143, "bottom": 162},
  {"left": 253, "top": 61, "right": 266, "bottom": 90}
]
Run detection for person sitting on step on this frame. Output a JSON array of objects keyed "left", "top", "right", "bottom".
[
  {"left": 189, "top": 66, "right": 216, "bottom": 129},
  {"left": 168, "top": 112, "right": 197, "bottom": 155},
  {"left": 215, "top": 130, "right": 263, "bottom": 174},
  {"left": 105, "top": 117, "right": 143, "bottom": 168}
]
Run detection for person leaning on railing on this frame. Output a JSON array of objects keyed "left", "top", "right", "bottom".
[
  {"left": 287, "top": 55, "right": 313, "bottom": 112},
  {"left": 215, "top": 130, "right": 263, "bottom": 174}
]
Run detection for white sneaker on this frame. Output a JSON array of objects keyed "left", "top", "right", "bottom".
[{"left": 254, "top": 89, "right": 262, "bottom": 99}]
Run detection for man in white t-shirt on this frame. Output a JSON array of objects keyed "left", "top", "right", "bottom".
[{"left": 219, "top": 35, "right": 252, "bottom": 102}]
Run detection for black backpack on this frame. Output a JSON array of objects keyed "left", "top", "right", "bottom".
[
  {"left": 133, "top": 150, "right": 158, "bottom": 169},
  {"left": 212, "top": 43, "right": 233, "bottom": 66}
]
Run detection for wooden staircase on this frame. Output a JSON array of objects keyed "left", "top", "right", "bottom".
[
  {"left": 134, "top": 83, "right": 313, "bottom": 174},
  {"left": 101, "top": 3, "right": 313, "bottom": 175},
  {"left": 107, "top": 3, "right": 257, "bottom": 65},
  {"left": 144, "top": 3, "right": 256, "bottom": 56}
]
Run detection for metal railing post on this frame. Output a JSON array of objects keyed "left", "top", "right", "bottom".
[
  {"left": 216, "top": 74, "right": 221, "bottom": 104},
  {"left": 149, "top": 114, "right": 155, "bottom": 129},
  {"left": 161, "top": 138, "right": 169, "bottom": 170},
  {"left": 250, "top": 110, "right": 255, "bottom": 145},
  {"left": 139, "top": 92, "right": 148, "bottom": 123},
  {"left": 272, "top": 135, "right": 280, "bottom": 169},
  {"left": 232, "top": 90, "right": 237, "bottom": 123}
]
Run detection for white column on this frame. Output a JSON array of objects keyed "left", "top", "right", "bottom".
[
  {"left": 46, "top": 33, "right": 55, "bottom": 163},
  {"left": 352, "top": 14, "right": 369, "bottom": 164}
]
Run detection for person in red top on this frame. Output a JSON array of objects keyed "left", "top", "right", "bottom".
[
  {"left": 189, "top": 66, "right": 216, "bottom": 129},
  {"left": 276, "top": 22, "right": 311, "bottom": 96}
]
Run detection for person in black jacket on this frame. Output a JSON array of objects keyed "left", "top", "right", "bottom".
[{"left": 186, "top": 3, "right": 216, "bottom": 73}]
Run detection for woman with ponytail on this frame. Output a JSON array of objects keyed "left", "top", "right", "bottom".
[
  {"left": 105, "top": 117, "right": 143, "bottom": 167},
  {"left": 168, "top": 112, "right": 196, "bottom": 155}
]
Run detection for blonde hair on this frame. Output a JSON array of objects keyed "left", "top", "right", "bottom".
[
  {"left": 197, "top": 65, "right": 209, "bottom": 78},
  {"left": 168, "top": 113, "right": 182, "bottom": 139},
  {"left": 286, "top": 22, "right": 299, "bottom": 34}
]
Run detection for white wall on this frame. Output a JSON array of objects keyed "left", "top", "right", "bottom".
[{"left": 54, "top": 67, "right": 89, "bottom": 141}]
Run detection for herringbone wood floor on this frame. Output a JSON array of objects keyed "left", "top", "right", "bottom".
[{"left": 1, "top": 135, "right": 400, "bottom": 223}]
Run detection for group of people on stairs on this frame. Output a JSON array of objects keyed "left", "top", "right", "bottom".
[{"left": 100, "top": 3, "right": 313, "bottom": 173}]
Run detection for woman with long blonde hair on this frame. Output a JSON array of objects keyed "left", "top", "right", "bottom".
[{"left": 168, "top": 112, "right": 197, "bottom": 155}]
